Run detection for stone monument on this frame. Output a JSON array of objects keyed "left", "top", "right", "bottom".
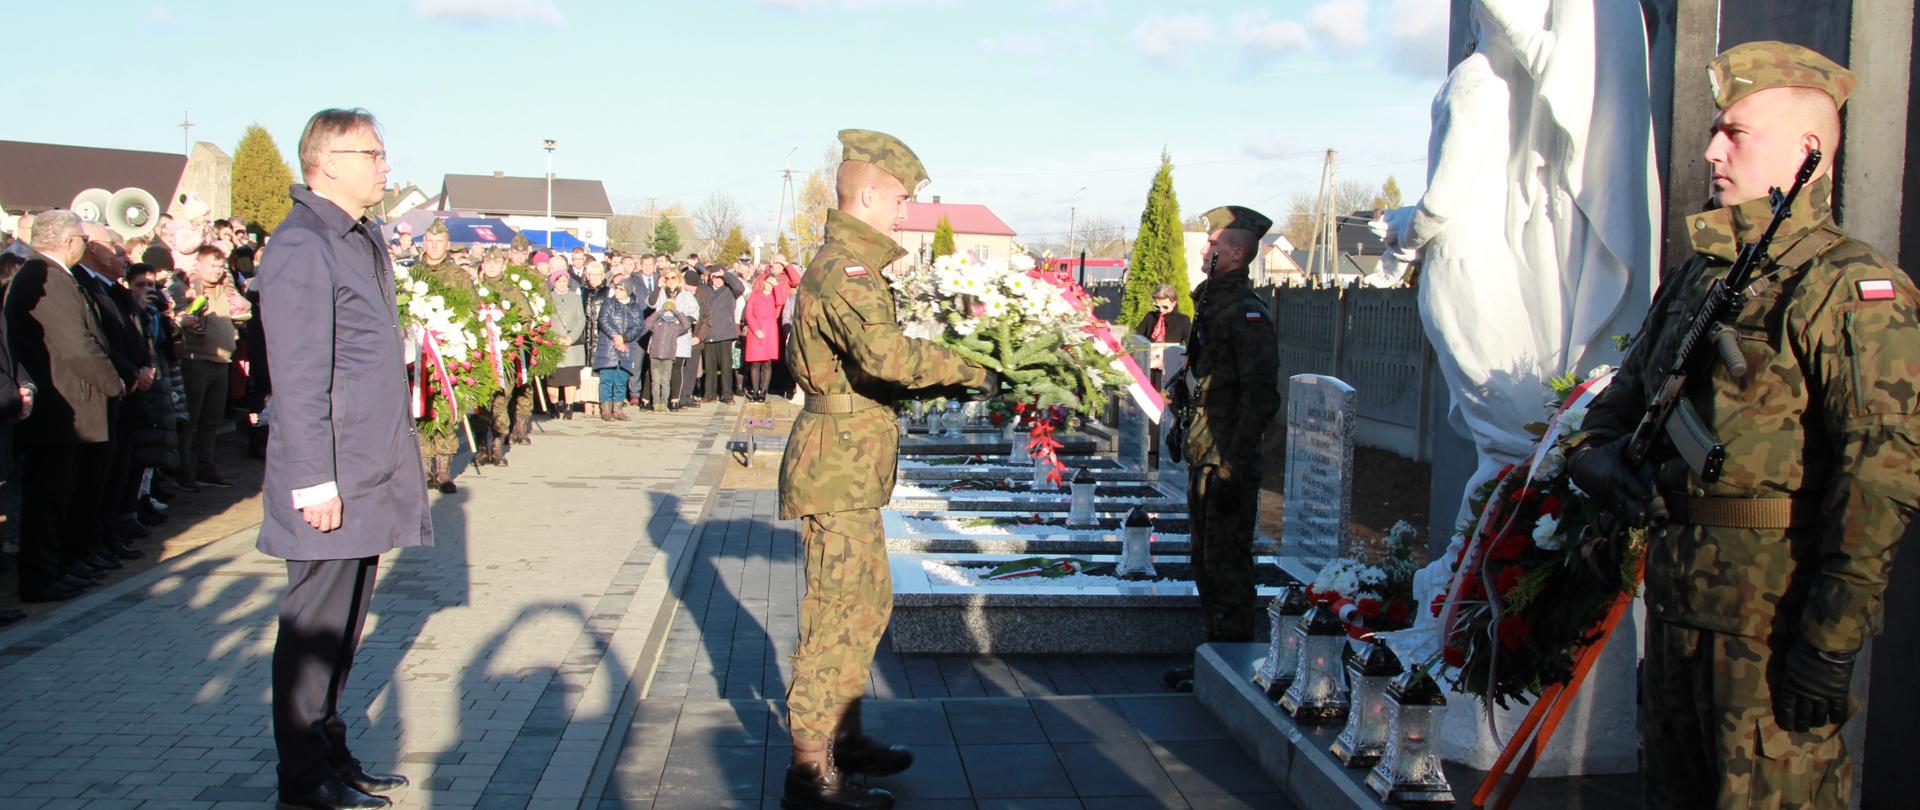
[
  {"left": 1116, "top": 347, "right": 1154, "bottom": 470},
  {"left": 1278, "top": 374, "right": 1356, "bottom": 578},
  {"left": 1155, "top": 346, "right": 1188, "bottom": 495}
]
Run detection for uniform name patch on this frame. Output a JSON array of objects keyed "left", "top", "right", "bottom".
[
  {"left": 1858, "top": 279, "right": 1897, "bottom": 301},
  {"left": 845, "top": 265, "right": 867, "bottom": 277}
]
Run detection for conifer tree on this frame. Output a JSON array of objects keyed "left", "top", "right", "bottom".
[
  {"left": 230, "top": 124, "right": 294, "bottom": 231},
  {"left": 649, "top": 216, "right": 683, "bottom": 255},
  {"left": 776, "top": 232, "right": 793, "bottom": 260},
  {"left": 1122, "top": 150, "right": 1189, "bottom": 328},
  {"left": 932, "top": 215, "right": 957, "bottom": 258},
  {"left": 716, "top": 226, "right": 751, "bottom": 266}
]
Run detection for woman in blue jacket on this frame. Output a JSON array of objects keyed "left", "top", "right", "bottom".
[{"left": 592, "top": 280, "right": 646, "bottom": 421}]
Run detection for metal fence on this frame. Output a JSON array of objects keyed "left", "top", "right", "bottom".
[{"left": 1261, "top": 285, "right": 1437, "bottom": 461}]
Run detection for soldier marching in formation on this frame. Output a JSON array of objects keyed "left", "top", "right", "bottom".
[
  {"left": 1162, "top": 205, "right": 1281, "bottom": 692},
  {"left": 1567, "top": 42, "right": 1918, "bottom": 809},
  {"left": 777, "top": 129, "right": 993, "bottom": 810}
]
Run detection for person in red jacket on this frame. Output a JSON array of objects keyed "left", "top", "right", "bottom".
[{"left": 740, "top": 270, "right": 783, "bottom": 402}]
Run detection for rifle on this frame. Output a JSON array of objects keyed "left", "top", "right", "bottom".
[
  {"left": 1163, "top": 250, "right": 1219, "bottom": 464},
  {"left": 1627, "top": 149, "right": 1822, "bottom": 481}
]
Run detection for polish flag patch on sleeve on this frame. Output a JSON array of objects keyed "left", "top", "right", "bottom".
[
  {"left": 1245, "top": 310, "right": 1265, "bottom": 321},
  {"left": 845, "top": 265, "right": 867, "bottom": 277},
  {"left": 1858, "top": 279, "right": 1897, "bottom": 301}
]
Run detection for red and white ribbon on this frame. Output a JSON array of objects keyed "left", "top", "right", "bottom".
[
  {"left": 1086, "top": 321, "right": 1167, "bottom": 423},
  {"left": 478, "top": 306, "right": 507, "bottom": 383}
]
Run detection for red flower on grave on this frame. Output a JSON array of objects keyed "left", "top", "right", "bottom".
[
  {"left": 1498, "top": 615, "right": 1532, "bottom": 650},
  {"left": 1384, "top": 599, "right": 1412, "bottom": 624},
  {"left": 1489, "top": 533, "right": 1527, "bottom": 562},
  {"left": 1443, "top": 645, "right": 1467, "bottom": 667},
  {"left": 1460, "top": 574, "right": 1485, "bottom": 601},
  {"left": 1495, "top": 566, "right": 1526, "bottom": 596},
  {"left": 1537, "top": 495, "right": 1564, "bottom": 518},
  {"left": 1356, "top": 598, "right": 1383, "bottom": 619},
  {"left": 1429, "top": 592, "right": 1447, "bottom": 617}
]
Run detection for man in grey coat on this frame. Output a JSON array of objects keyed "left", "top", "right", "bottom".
[{"left": 256, "top": 108, "right": 430, "bottom": 810}]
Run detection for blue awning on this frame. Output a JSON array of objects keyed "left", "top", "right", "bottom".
[
  {"left": 409, "top": 217, "right": 519, "bottom": 246},
  {"left": 514, "top": 229, "right": 604, "bottom": 253}
]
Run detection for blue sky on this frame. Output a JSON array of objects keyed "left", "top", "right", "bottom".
[{"left": 7, "top": 0, "right": 1448, "bottom": 243}]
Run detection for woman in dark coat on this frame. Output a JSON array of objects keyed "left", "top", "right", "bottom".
[
  {"left": 1133, "top": 283, "right": 1192, "bottom": 346},
  {"left": 577, "top": 261, "right": 610, "bottom": 417},
  {"left": 591, "top": 281, "right": 646, "bottom": 421}
]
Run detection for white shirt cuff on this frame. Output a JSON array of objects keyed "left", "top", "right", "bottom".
[{"left": 291, "top": 481, "right": 339, "bottom": 510}]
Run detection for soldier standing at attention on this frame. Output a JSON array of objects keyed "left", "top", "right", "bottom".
[
  {"left": 503, "top": 234, "right": 541, "bottom": 445},
  {"left": 778, "top": 129, "right": 992, "bottom": 810},
  {"left": 1165, "top": 205, "right": 1280, "bottom": 692},
  {"left": 474, "top": 247, "right": 532, "bottom": 466},
  {"left": 1567, "top": 42, "right": 1919, "bottom": 809},
  {"left": 412, "top": 219, "right": 472, "bottom": 494}
]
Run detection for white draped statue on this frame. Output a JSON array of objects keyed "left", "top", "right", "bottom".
[{"left": 1377, "top": 0, "right": 1659, "bottom": 776}]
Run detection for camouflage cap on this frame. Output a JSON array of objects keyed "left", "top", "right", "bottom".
[
  {"left": 1709, "top": 41, "right": 1856, "bottom": 110},
  {"left": 839, "top": 129, "right": 930, "bottom": 195},
  {"left": 509, "top": 231, "right": 531, "bottom": 249},
  {"left": 424, "top": 218, "right": 449, "bottom": 236},
  {"left": 482, "top": 245, "right": 507, "bottom": 261},
  {"left": 1200, "top": 205, "right": 1273, "bottom": 239}
]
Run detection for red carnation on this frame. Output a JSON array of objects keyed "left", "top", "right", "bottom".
[
  {"left": 1385, "top": 599, "right": 1412, "bottom": 624},
  {"left": 1538, "top": 495, "right": 1564, "bottom": 517},
  {"left": 1443, "top": 645, "right": 1467, "bottom": 667},
  {"left": 1495, "top": 565, "right": 1525, "bottom": 596},
  {"left": 1461, "top": 574, "right": 1485, "bottom": 600},
  {"left": 1498, "top": 614, "right": 1531, "bottom": 650},
  {"left": 1357, "top": 598, "right": 1383, "bottom": 619},
  {"left": 1489, "top": 533, "right": 1527, "bottom": 561},
  {"left": 1429, "top": 592, "right": 1447, "bottom": 617}
]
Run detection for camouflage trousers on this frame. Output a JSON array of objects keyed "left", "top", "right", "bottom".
[
  {"left": 482, "top": 386, "right": 535, "bottom": 438},
  {"left": 787, "top": 509, "right": 890, "bottom": 744},
  {"left": 1642, "top": 618, "right": 1851, "bottom": 809},
  {"left": 417, "top": 421, "right": 459, "bottom": 481},
  {"left": 1188, "top": 465, "right": 1259, "bottom": 642}
]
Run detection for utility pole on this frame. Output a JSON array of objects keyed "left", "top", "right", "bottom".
[
  {"left": 179, "top": 112, "right": 194, "bottom": 155},
  {"left": 1303, "top": 149, "right": 1336, "bottom": 286},
  {"left": 1066, "top": 186, "right": 1087, "bottom": 257},
  {"left": 775, "top": 147, "right": 798, "bottom": 254},
  {"left": 543, "top": 139, "right": 556, "bottom": 249}
]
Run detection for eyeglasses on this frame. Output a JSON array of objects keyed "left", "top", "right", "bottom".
[{"left": 331, "top": 149, "right": 390, "bottom": 164}]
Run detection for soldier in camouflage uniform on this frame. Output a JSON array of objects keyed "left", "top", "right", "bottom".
[
  {"left": 504, "top": 232, "right": 539, "bottom": 445},
  {"left": 473, "top": 247, "right": 534, "bottom": 466},
  {"left": 414, "top": 219, "right": 472, "bottom": 493},
  {"left": 1566, "top": 42, "right": 1919, "bottom": 810},
  {"left": 777, "top": 129, "right": 991, "bottom": 810},
  {"left": 1165, "top": 206, "right": 1282, "bottom": 691}
]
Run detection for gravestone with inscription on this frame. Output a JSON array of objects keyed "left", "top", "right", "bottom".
[
  {"left": 1155, "top": 346, "right": 1189, "bottom": 494},
  {"left": 1279, "top": 374, "right": 1356, "bottom": 573}
]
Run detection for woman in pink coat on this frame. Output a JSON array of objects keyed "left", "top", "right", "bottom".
[{"left": 740, "top": 270, "right": 782, "bottom": 402}]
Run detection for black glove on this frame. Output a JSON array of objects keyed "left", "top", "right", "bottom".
[
  {"left": 1774, "top": 642, "right": 1856, "bottom": 732},
  {"left": 967, "top": 371, "right": 1002, "bottom": 401},
  {"left": 1568, "top": 436, "right": 1656, "bottom": 528}
]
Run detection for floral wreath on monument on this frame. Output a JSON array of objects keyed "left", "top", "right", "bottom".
[
  {"left": 890, "top": 252, "right": 1140, "bottom": 484},
  {"left": 1421, "top": 367, "right": 1646, "bottom": 709},
  {"left": 394, "top": 262, "right": 500, "bottom": 435},
  {"left": 1303, "top": 520, "right": 1422, "bottom": 632},
  {"left": 471, "top": 271, "right": 557, "bottom": 389}
]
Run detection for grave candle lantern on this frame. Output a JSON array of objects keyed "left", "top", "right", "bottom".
[
  {"left": 1031, "top": 450, "right": 1054, "bottom": 488},
  {"left": 1067, "top": 468, "right": 1099, "bottom": 526},
  {"left": 1366, "top": 668, "right": 1454, "bottom": 806},
  {"left": 943, "top": 400, "right": 964, "bottom": 436},
  {"left": 1331, "top": 636, "right": 1403, "bottom": 768},
  {"left": 1279, "top": 605, "right": 1350, "bottom": 724},
  {"left": 1252, "top": 585, "right": 1311, "bottom": 695},
  {"left": 1116, "top": 505, "right": 1156, "bottom": 577}
]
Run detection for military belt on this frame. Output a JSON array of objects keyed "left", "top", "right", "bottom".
[
  {"left": 804, "top": 392, "right": 886, "bottom": 415},
  {"left": 1669, "top": 495, "right": 1817, "bottom": 529}
]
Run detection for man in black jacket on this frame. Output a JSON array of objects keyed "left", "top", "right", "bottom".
[
  {"left": 0, "top": 269, "right": 35, "bottom": 624},
  {"left": 78, "top": 224, "right": 157, "bottom": 562}
]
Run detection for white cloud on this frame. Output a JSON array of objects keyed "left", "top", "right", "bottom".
[
  {"left": 1228, "top": 11, "right": 1312, "bottom": 64},
  {"left": 1381, "top": 0, "right": 1449, "bottom": 78},
  {"left": 1130, "top": 13, "right": 1217, "bottom": 64},
  {"left": 1308, "top": 0, "right": 1370, "bottom": 51},
  {"left": 415, "top": 0, "right": 566, "bottom": 27},
  {"left": 1245, "top": 134, "right": 1312, "bottom": 160}
]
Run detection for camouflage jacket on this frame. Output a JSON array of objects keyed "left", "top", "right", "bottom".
[
  {"left": 413, "top": 255, "right": 476, "bottom": 297},
  {"left": 1579, "top": 176, "right": 1920, "bottom": 650},
  {"left": 778, "top": 210, "right": 989, "bottom": 519},
  {"left": 1182, "top": 267, "right": 1281, "bottom": 476}
]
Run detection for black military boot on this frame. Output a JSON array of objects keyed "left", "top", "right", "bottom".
[
  {"left": 832, "top": 734, "right": 913, "bottom": 778},
  {"left": 489, "top": 436, "right": 509, "bottom": 467},
  {"left": 780, "top": 751, "right": 894, "bottom": 810}
]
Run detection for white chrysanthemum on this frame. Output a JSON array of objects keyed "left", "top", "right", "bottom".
[
  {"left": 411, "top": 280, "right": 429, "bottom": 296},
  {"left": 1010, "top": 254, "right": 1036, "bottom": 272},
  {"left": 1537, "top": 446, "right": 1566, "bottom": 479},
  {"left": 477, "top": 286, "right": 491, "bottom": 297},
  {"left": 518, "top": 280, "right": 532, "bottom": 291},
  {"left": 1532, "top": 514, "right": 1565, "bottom": 550},
  {"left": 429, "top": 295, "right": 445, "bottom": 308},
  {"left": 502, "top": 300, "right": 513, "bottom": 310},
  {"left": 1586, "top": 364, "right": 1615, "bottom": 381}
]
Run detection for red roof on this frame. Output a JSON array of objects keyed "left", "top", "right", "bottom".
[{"left": 900, "top": 201, "right": 1016, "bottom": 237}]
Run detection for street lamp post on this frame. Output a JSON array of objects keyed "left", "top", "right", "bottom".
[
  {"left": 543, "top": 139, "right": 556, "bottom": 249},
  {"left": 1065, "top": 186, "right": 1087, "bottom": 257}
]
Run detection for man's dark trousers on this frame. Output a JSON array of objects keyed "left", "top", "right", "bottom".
[
  {"left": 272, "top": 555, "right": 377, "bottom": 790},
  {"left": 1188, "top": 465, "right": 1259, "bottom": 642},
  {"left": 17, "top": 445, "right": 86, "bottom": 596}
]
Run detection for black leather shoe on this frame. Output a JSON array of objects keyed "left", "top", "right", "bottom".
[
  {"left": 65, "top": 563, "right": 103, "bottom": 582},
  {"left": 277, "top": 778, "right": 392, "bottom": 809},
  {"left": 334, "top": 762, "right": 408, "bottom": 797},
  {"left": 22, "top": 582, "right": 85, "bottom": 603},
  {"left": 137, "top": 506, "right": 168, "bottom": 527},
  {"left": 109, "top": 542, "right": 145, "bottom": 561},
  {"left": 57, "top": 574, "right": 97, "bottom": 591},
  {"left": 436, "top": 480, "right": 457, "bottom": 495},
  {"left": 90, "top": 551, "right": 124, "bottom": 571},
  {"left": 197, "top": 471, "right": 235, "bottom": 489},
  {"left": 781, "top": 761, "right": 894, "bottom": 810},
  {"left": 109, "top": 516, "right": 151, "bottom": 539},
  {"left": 833, "top": 735, "right": 914, "bottom": 777}
]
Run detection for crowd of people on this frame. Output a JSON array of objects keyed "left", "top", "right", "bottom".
[{"left": 0, "top": 202, "right": 267, "bottom": 619}]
